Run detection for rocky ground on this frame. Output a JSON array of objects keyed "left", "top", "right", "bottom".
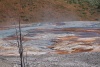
[
  {"left": 1, "top": 52, "right": 100, "bottom": 67},
  {"left": 0, "top": 21, "right": 100, "bottom": 67}
]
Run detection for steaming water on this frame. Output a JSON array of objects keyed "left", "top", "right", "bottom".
[{"left": 0, "top": 21, "right": 100, "bottom": 38}]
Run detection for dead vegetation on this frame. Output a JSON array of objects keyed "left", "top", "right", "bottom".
[{"left": 0, "top": 0, "right": 100, "bottom": 25}]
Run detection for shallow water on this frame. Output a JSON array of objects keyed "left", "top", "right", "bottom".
[
  {"left": 0, "top": 21, "right": 100, "bottom": 38},
  {"left": 0, "top": 21, "right": 100, "bottom": 55}
]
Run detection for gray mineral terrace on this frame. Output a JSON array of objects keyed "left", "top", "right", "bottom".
[{"left": 0, "top": 21, "right": 100, "bottom": 67}]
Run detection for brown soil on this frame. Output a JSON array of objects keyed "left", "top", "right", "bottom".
[
  {"left": 55, "top": 50, "right": 69, "bottom": 54},
  {"left": 0, "top": 0, "right": 100, "bottom": 25},
  {"left": 72, "top": 48, "right": 93, "bottom": 53}
]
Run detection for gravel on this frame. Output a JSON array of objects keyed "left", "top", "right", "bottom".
[{"left": 1, "top": 52, "right": 100, "bottom": 67}]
